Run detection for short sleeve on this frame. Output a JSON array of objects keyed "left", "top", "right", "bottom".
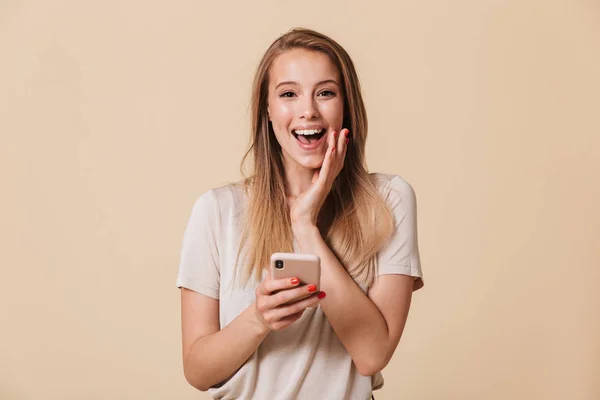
[
  {"left": 377, "top": 175, "right": 424, "bottom": 291},
  {"left": 176, "top": 190, "right": 221, "bottom": 299}
]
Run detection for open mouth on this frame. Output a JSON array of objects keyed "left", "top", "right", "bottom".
[{"left": 292, "top": 128, "right": 327, "bottom": 145}]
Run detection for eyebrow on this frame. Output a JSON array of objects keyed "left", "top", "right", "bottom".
[{"left": 274, "top": 79, "right": 340, "bottom": 90}]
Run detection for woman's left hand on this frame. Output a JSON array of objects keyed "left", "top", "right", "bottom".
[{"left": 289, "top": 128, "right": 350, "bottom": 228}]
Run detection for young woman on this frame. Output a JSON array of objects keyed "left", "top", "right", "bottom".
[{"left": 177, "top": 27, "right": 424, "bottom": 400}]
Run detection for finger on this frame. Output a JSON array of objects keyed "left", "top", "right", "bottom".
[
  {"left": 328, "top": 129, "right": 337, "bottom": 149},
  {"left": 334, "top": 128, "right": 348, "bottom": 170},
  {"left": 327, "top": 130, "right": 336, "bottom": 157},
  {"left": 265, "top": 283, "right": 319, "bottom": 310},
  {"left": 256, "top": 269, "right": 272, "bottom": 295},
  {"left": 261, "top": 275, "right": 302, "bottom": 295},
  {"left": 341, "top": 128, "right": 349, "bottom": 165},
  {"left": 266, "top": 291, "right": 325, "bottom": 322},
  {"left": 337, "top": 128, "right": 347, "bottom": 154},
  {"left": 289, "top": 310, "right": 305, "bottom": 319},
  {"left": 311, "top": 169, "right": 319, "bottom": 184},
  {"left": 319, "top": 132, "right": 336, "bottom": 183},
  {"left": 271, "top": 310, "right": 305, "bottom": 331}
]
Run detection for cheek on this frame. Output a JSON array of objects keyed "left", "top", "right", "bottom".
[
  {"left": 320, "top": 101, "right": 344, "bottom": 125},
  {"left": 270, "top": 102, "right": 294, "bottom": 124}
]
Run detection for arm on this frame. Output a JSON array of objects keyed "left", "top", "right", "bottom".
[
  {"left": 293, "top": 225, "right": 414, "bottom": 376},
  {"left": 180, "top": 276, "right": 325, "bottom": 391},
  {"left": 178, "top": 191, "right": 271, "bottom": 390},
  {"left": 180, "top": 288, "right": 269, "bottom": 391}
]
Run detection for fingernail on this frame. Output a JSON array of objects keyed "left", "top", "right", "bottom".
[
  {"left": 344, "top": 130, "right": 349, "bottom": 137},
  {"left": 346, "top": 138, "right": 349, "bottom": 144},
  {"left": 331, "top": 147, "right": 336, "bottom": 152},
  {"left": 307, "top": 285, "right": 317, "bottom": 293},
  {"left": 318, "top": 292, "right": 327, "bottom": 299},
  {"left": 291, "top": 277, "right": 299, "bottom": 285}
]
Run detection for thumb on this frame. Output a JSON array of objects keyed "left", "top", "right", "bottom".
[{"left": 311, "top": 169, "right": 319, "bottom": 184}]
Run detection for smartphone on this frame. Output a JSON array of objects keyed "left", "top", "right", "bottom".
[{"left": 270, "top": 252, "right": 321, "bottom": 292}]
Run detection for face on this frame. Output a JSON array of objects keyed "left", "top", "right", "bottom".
[{"left": 267, "top": 49, "right": 344, "bottom": 170}]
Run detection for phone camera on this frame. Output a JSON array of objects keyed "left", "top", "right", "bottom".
[{"left": 275, "top": 260, "right": 284, "bottom": 269}]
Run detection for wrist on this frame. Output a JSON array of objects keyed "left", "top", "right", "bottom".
[
  {"left": 247, "top": 303, "right": 272, "bottom": 336},
  {"left": 291, "top": 222, "right": 319, "bottom": 238},
  {"left": 292, "top": 224, "right": 322, "bottom": 255},
  {"left": 290, "top": 213, "right": 317, "bottom": 228}
]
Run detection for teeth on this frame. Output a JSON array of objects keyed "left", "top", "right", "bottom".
[{"left": 293, "top": 129, "right": 323, "bottom": 136}]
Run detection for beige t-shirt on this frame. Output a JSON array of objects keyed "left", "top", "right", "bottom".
[{"left": 176, "top": 173, "right": 424, "bottom": 400}]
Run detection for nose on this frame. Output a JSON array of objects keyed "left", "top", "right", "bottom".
[{"left": 299, "top": 96, "right": 319, "bottom": 119}]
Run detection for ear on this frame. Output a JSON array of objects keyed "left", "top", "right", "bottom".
[{"left": 267, "top": 107, "right": 271, "bottom": 121}]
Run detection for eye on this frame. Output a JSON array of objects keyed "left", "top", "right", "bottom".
[
  {"left": 280, "top": 92, "right": 296, "bottom": 98},
  {"left": 318, "top": 90, "right": 335, "bottom": 97}
]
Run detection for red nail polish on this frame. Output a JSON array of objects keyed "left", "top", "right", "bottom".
[
  {"left": 318, "top": 292, "right": 327, "bottom": 299},
  {"left": 346, "top": 138, "right": 349, "bottom": 144},
  {"left": 307, "top": 285, "right": 317, "bottom": 293},
  {"left": 291, "top": 277, "right": 299, "bottom": 285}
]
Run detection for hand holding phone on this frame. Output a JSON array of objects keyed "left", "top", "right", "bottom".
[{"left": 252, "top": 253, "right": 325, "bottom": 331}]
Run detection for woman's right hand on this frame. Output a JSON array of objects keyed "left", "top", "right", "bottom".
[{"left": 253, "top": 271, "right": 326, "bottom": 331}]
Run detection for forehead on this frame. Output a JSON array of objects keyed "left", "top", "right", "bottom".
[{"left": 269, "top": 48, "right": 340, "bottom": 86}]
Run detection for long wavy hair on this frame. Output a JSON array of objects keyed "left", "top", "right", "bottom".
[{"left": 234, "top": 27, "right": 394, "bottom": 288}]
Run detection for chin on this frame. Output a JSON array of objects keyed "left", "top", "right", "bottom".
[{"left": 295, "top": 154, "right": 325, "bottom": 170}]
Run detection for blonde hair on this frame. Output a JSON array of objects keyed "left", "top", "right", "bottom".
[{"left": 234, "top": 27, "right": 394, "bottom": 288}]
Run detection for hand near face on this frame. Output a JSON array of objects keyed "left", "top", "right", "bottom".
[{"left": 289, "top": 128, "right": 350, "bottom": 228}]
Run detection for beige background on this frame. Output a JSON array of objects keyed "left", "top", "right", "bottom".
[{"left": 1, "top": 0, "right": 599, "bottom": 399}]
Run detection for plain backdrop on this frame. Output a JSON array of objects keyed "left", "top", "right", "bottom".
[{"left": 1, "top": 1, "right": 599, "bottom": 399}]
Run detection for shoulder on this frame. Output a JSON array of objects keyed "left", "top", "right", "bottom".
[
  {"left": 189, "top": 180, "right": 248, "bottom": 229},
  {"left": 369, "top": 172, "right": 417, "bottom": 203},
  {"left": 193, "top": 180, "right": 247, "bottom": 209},
  {"left": 208, "top": 179, "right": 247, "bottom": 205}
]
